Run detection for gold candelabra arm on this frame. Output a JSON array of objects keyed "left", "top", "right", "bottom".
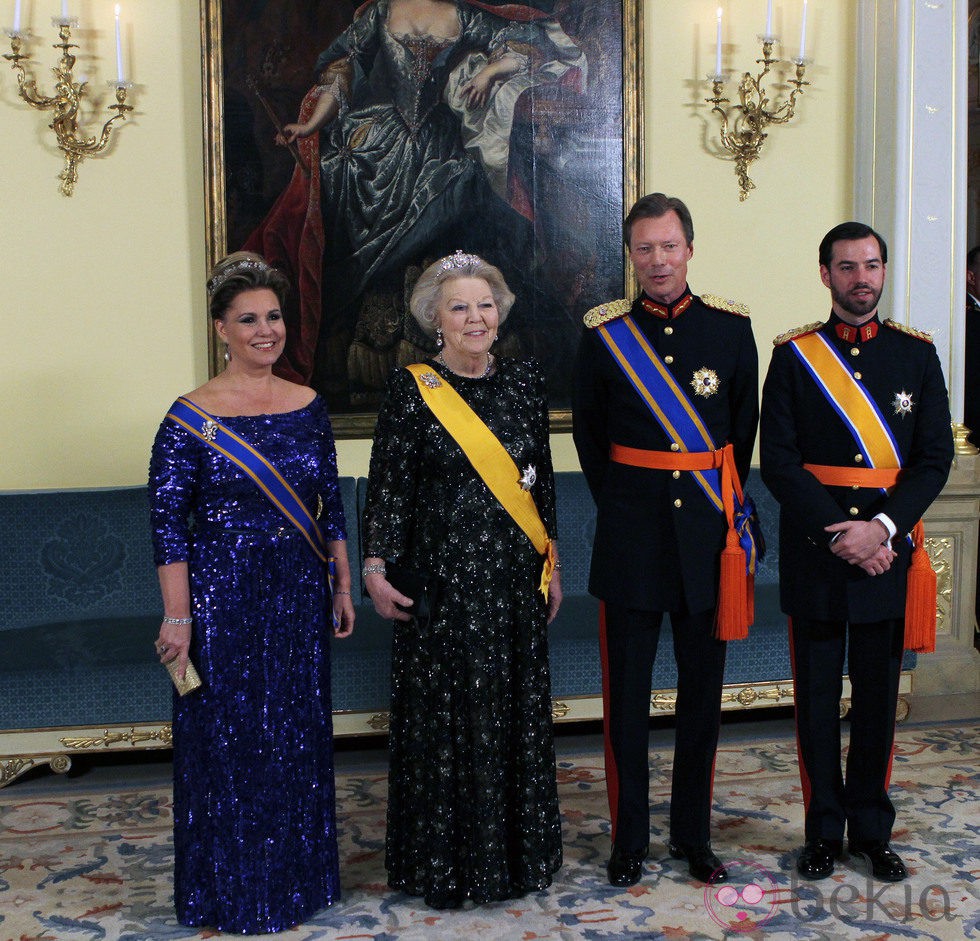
[{"left": 4, "top": 35, "right": 57, "bottom": 108}]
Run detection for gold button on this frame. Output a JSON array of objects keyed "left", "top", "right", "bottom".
[
  {"left": 665, "top": 355, "right": 674, "bottom": 364},
  {"left": 854, "top": 371, "right": 862, "bottom": 380},
  {"left": 852, "top": 484, "right": 860, "bottom": 491},
  {"left": 850, "top": 347, "right": 860, "bottom": 356},
  {"left": 670, "top": 443, "right": 680, "bottom": 452},
  {"left": 674, "top": 498, "right": 683, "bottom": 508},
  {"left": 664, "top": 326, "right": 673, "bottom": 335},
  {"left": 855, "top": 454, "right": 864, "bottom": 463},
  {"left": 849, "top": 506, "right": 859, "bottom": 516},
  {"left": 672, "top": 470, "right": 681, "bottom": 479}
]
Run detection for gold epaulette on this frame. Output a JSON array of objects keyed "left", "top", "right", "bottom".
[
  {"left": 883, "top": 318, "right": 934, "bottom": 343},
  {"left": 700, "top": 293, "right": 750, "bottom": 317},
  {"left": 583, "top": 298, "right": 631, "bottom": 328},
  {"left": 772, "top": 322, "right": 823, "bottom": 346}
]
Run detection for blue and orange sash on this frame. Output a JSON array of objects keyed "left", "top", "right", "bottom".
[
  {"left": 596, "top": 315, "right": 760, "bottom": 574},
  {"left": 788, "top": 329, "right": 935, "bottom": 653},
  {"left": 165, "top": 397, "right": 329, "bottom": 564}
]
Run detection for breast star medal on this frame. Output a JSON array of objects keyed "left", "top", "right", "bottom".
[
  {"left": 691, "top": 367, "right": 720, "bottom": 398},
  {"left": 201, "top": 419, "right": 219, "bottom": 441},
  {"left": 519, "top": 465, "right": 537, "bottom": 490},
  {"left": 892, "top": 390, "right": 914, "bottom": 417}
]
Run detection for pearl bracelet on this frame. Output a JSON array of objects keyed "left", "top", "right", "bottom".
[{"left": 162, "top": 616, "right": 193, "bottom": 625}]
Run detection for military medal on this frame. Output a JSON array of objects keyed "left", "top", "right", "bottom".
[
  {"left": 519, "top": 465, "right": 537, "bottom": 490},
  {"left": 691, "top": 367, "right": 720, "bottom": 398},
  {"left": 892, "top": 390, "right": 913, "bottom": 417}
]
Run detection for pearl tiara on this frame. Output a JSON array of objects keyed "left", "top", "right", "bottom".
[{"left": 206, "top": 258, "right": 270, "bottom": 296}]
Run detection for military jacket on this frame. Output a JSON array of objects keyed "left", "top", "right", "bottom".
[
  {"left": 572, "top": 289, "right": 759, "bottom": 612},
  {"left": 760, "top": 313, "right": 953, "bottom": 621}
]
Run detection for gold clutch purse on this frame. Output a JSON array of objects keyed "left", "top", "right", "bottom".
[{"left": 164, "top": 657, "right": 203, "bottom": 696}]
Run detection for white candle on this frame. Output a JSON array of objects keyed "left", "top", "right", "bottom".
[
  {"left": 114, "top": 5, "right": 124, "bottom": 83},
  {"left": 13, "top": 0, "right": 21, "bottom": 32},
  {"left": 61, "top": 0, "right": 68, "bottom": 19},
  {"left": 798, "top": 0, "right": 808, "bottom": 59},
  {"left": 766, "top": 0, "right": 773, "bottom": 37},
  {"left": 715, "top": 7, "right": 723, "bottom": 76}
]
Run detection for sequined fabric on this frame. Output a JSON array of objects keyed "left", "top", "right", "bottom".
[
  {"left": 149, "top": 397, "right": 346, "bottom": 934},
  {"left": 363, "top": 358, "right": 563, "bottom": 908}
]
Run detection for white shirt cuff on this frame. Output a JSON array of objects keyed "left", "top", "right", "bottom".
[{"left": 873, "top": 512, "right": 896, "bottom": 541}]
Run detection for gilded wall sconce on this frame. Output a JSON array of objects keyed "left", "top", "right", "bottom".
[
  {"left": 706, "top": 3, "right": 812, "bottom": 201},
  {"left": 4, "top": 4, "right": 135, "bottom": 196}
]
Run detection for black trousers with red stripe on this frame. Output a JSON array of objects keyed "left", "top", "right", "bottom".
[
  {"left": 789, "top": 617, "right": 904, "bottom": 844},
  {"left": 601, "top": 602, "right": 727, "bottom": 853}
]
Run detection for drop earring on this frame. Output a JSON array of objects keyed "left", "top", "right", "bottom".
[
  {"left": 436, "top": 327, "right": 444, "bottom": 349},
  {"left": 223, "top": 343, "right": 231, "bottom": 363}
]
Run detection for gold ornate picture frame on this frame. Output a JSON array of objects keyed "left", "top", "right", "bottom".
[{"left": 201, "top": 0, "right": 642, "bottom": 435}]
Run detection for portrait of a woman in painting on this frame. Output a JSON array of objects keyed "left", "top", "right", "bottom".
[{"left": 214, "top": 0, "right": 632, "bottom": 420}]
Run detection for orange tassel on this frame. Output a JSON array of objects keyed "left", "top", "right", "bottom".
[
  {"left": 716, "top": 528, "right": 748, "bottom": 640},
  {"left": 745, "top": 572, "right": 755, "bottom": 626},
  {"left": 904, "top": 521, "right": 936, "bottom": 653}
]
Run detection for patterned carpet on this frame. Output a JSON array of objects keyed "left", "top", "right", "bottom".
[{"left": 1, "top": 721, "right": 976, "bottom": 941}]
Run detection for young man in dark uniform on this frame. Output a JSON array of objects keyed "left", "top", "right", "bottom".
[
  {"left": 572, "top": 193, "right": 759, "bottom": 887},
  {"left": 760, "top": 222, "right": 953, "bottom": 882}
]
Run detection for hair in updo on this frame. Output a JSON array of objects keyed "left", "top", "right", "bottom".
[
  {"left": 207, "top": 251, "right": 291, "bottom": 321},
  {"left": 409, "top": 251, "right": 515, "bottom": 337}
]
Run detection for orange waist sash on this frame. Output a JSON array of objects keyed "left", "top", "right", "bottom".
[
  {"left": 802, "top": 463, "right": 903, "bottom": 489},
  {"left": 610, "top": 443, "right": 725, "bottom": 472}
]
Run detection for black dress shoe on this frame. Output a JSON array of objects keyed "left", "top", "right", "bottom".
[
  {"left": 668, "top": 842, "right": 728, "bottom": 883},
  {"left": 607, "top": 844, "right": 649, "bottom": 887},
  {"left": 849, "top": 841, "right": 908, "bottom": 882},
  {"left": 797, "top": 838, "right": 844, "bottom": 879}
]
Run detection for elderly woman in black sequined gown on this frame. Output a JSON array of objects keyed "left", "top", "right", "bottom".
[{"left": 361, "top": 251, "right": 563, "bottom": 908}]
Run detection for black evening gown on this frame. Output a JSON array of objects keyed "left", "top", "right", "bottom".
[
  {"left": 149, "top": 397, "right": 345, "bottom": 934},
  {"left": 363, "top": 357, "right": 562, "bottom": 908}
]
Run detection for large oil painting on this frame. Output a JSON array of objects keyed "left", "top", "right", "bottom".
[{"left": 202, "top": 0, "right": 642, "bottom": 434}]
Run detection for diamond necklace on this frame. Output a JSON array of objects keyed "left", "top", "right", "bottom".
[{"left": 436, "top": 351, "right": 494, "bottom": 379}]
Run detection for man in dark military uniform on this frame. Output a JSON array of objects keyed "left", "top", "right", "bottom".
[
  {"left": 572, "top": 193, "right": 759, "bottom": 887},
  {"left": 760, "top": 222, "right": 953, "bottom": 882}
]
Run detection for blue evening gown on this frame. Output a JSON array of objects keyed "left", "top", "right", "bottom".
[{"left": 149, "top": 396, "right": 345, "bottom": 934}]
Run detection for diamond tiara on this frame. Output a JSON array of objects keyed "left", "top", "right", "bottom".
[
  {"left": 206, "top": 258, "right": 269, "bottom": 296},
  {"left": 437, "top": 250, "right": 481, "bottom": 274}
]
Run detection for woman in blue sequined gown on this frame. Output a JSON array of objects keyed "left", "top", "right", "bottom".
[
  {"left": 362, "top": 253, "right": 563, "bottom": 908},
  {"left": 149, "top": 252, "right": 354, "bottom": 935}
]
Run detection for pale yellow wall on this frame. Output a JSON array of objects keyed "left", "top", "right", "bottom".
[
  {"left": 0, "top": 0, "right": 854, "bottom": 489},
  {"left": 0, "top": 0, "right": 207, "bottom": 489}
]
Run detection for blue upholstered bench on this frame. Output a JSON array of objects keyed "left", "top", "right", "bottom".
[
  {"left": 0, "top": 479, "right": 358, "bottom": 786},
  {"left": 0, "top": 473, "right": 915, "bottom": 786},
  {"left": 332, "top": 471, "right": 914, "bottom": 733}
]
